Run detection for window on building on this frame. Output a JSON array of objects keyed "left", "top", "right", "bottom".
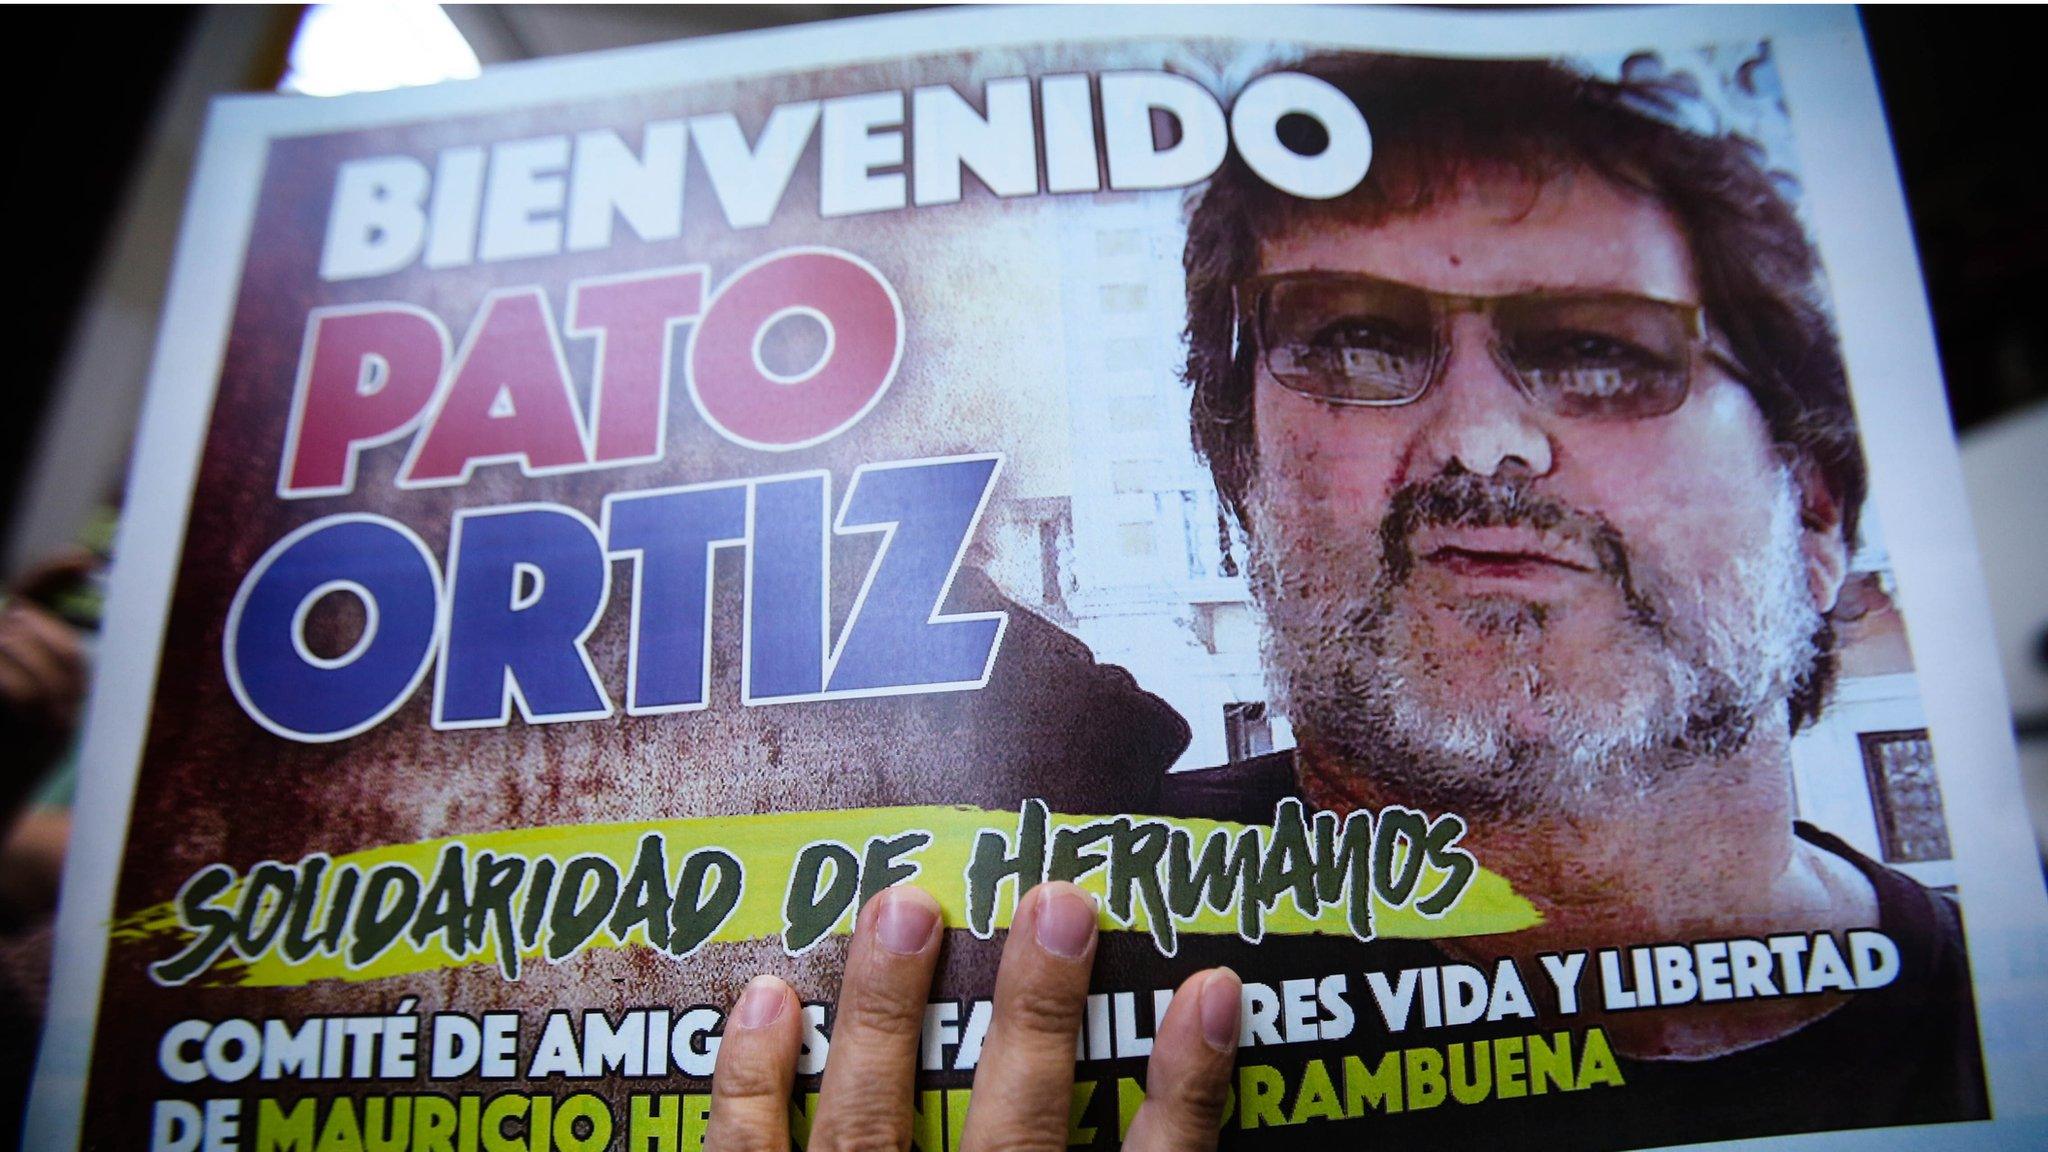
[
  {"left": 1098, "top": 283, "right": 1148, "bottom": 313},
  {"left": 1105, "top": 396, "right": 1160, "bottom": 431},
  {"left": 1038, "top": 520, "right": 1062, "bottom": 607},
  {"left": 1175, "top": 491, "right": 1209, "bottom": 580},
  {"left": 1111, "top": 460, "right": 1156, "bottom": 494},
  {"left": 1224, "top": 702, "right": 1274, "bottom": 763},
  {"left": 1095, "top": 228, "right": 1143, "bottom": 258},
  {"left": 1859, "top": 728, "right": 1953, "bottom": 863},
  {"left": 1102, "top": 337, "right": 1150, "bottom": 372},
  {"left": 1209, "top": 603, "right": 1257, "bottom": 654},
  {"left": 1117, "top": 520, "right": 1156, "bottom": 560}
]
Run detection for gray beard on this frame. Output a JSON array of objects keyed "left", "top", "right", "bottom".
[{"left": 1245, "top": 470, "right": 1822, "bottom": 818}]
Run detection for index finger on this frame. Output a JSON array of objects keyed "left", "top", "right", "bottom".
[
  {"left": 706, "top": 975, "right": 804, "bottom": 1152},
  {"left": 1123, "top": 967, "right": 1240, "bottom": 1152},
  {"left": 960, "top": 881, "right": 1099, "bottom": 1152},
  {"left": 810, "top": 885, "right": 944, "bottom": 1152}
]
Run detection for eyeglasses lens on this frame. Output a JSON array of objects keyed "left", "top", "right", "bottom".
[
  {"left": 1494, "top": 296, "right": 1692, "bottom": 418},
  {"left": 1259, "top": 277, "right": 1696, "bottom": 418},
  {"left": 1261, "top": 277, "right": 1437, "bottom": 404}
]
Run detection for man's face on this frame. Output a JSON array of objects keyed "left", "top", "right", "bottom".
[{"left": 1245, "top": 170, "right": 1840, "bottom": 815}]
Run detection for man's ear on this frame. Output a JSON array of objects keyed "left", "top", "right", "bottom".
[{"left": 1794, "top": 461, "right": 1849, "bottom": 614}]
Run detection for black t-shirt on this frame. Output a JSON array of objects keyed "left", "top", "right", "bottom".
[{"left": 1083, "top": 751, "right": 1994, "bottom": 1150}]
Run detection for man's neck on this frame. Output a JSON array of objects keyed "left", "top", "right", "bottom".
[{"left": 1296, "top": 730, "right": 1881, "bottom": 1059}]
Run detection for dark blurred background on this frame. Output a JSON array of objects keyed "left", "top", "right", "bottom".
[{"left": 1861, "top": 9, "right": 2047, "bottom": 431}]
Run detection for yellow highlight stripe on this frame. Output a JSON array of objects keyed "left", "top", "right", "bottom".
[{"left": 112, "top": 805, "right": 1537, "bottom": 987}]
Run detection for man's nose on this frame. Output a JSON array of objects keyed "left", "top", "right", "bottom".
[{"left": 1412, "top": 314, "right": 1556, "bottom": 478}]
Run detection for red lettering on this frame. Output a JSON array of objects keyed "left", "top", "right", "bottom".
[
  {"left": 280, "top": 305, "right": 448, "bottom": 497},
  {"left": 687, "top": 248, "right": 902, "bottom": 450},
  {"left": 566, "top": 266, "right": 707, "bottom": 465},
  {"left": 400, "top": 288, "right": 592, "bottom": 486}
]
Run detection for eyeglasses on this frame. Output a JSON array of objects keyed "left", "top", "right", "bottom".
[{"left": 1238, "top": 272, "right": 1745, "bottom": 418}]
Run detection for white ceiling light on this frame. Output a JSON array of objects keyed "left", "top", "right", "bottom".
[{"left": 280, "top": 2, "right": 483, "bottom": 98}]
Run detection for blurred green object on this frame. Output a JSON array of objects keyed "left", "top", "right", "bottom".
[
  {"left": 30, "top": 754, "right": 75, "bottom": 809},
  {"left": 30, "top": 504, "right": 114, "bottom": 633}
]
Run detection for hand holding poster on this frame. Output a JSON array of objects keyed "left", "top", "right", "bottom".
[{"left": 28, "top": 6, "right": 2048, "bottom": 1150}]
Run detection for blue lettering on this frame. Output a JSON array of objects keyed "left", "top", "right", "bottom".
[
  {"left": 226, "top": 457, "right": 1010, "bottom": 743},
  {"left": 436, "top": 505, "right": 613, "bottom": 726},
  {"left": 745, "top": 473, "right": 829, "bottom": 702},
  {"left": 604, "top": 481, "right": 749, "bottom": 713},
  {"left": 828, "top": 455, "right": 1006, "bottom": 693},
  {"left": 225, "top": 515, "right": 440, "bottom": 742}
]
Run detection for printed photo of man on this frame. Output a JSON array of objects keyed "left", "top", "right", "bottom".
[{"left": 1133, "top": 52, "right": 1989, "bottom": 1145}]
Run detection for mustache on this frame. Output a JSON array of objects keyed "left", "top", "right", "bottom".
[{"left": 1376, "top": 471, "right": 1654, "bottom": 621}]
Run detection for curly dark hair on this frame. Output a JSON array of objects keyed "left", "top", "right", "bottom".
[{"left": 1184, "top": 52, "right": 1867, "bottom": 730}]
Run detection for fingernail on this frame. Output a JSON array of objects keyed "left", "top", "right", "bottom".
[
  {"left": 1200, "top": 969, "right": 1242, "bottom": 1053},
  {"left": 731, "top": 975, "right": 787, "bottom": 1030},
  {"left": 874, "top": 888, "right": 939, "bottom": 956},
  {"left": 1033, "top": 883, "right": 1098, "bottom": 960}
]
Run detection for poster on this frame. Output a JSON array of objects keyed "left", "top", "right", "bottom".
[{"left": 28, "top": 6, "right": 2048, "bottom": 1150}]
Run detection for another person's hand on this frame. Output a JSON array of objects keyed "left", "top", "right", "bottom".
[
  {"left": 706, "top": 881, "right": 1241, "bottom": 1152},
  {"left": 0, "top": 599, "right": 86, "bottom": 742},
  {"left": 0, "top": 547, "right": 96, "bottom": 743}
]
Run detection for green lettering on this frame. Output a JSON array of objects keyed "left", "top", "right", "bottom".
[
  {"left": 1374, "top": 809, "right": 1428, "bottom": 907},
  {"left": 611, "top": 834, "right": 675, "bottom": 951},
  {"left": 629, "top": 1093, "right": 679, "bottom": 1152},
  {"left": 1314, "top": 809, "right": 1376, "bottom": 941},
  {"left": 278, "top": 856, "right": 333, "bottom": 963},
  {"left": 1106, "top": 821, "right": 1173, "bottom": 952},
  {"left": 1238, "top": 1065, "right": 1287, "bottom": 1129},
  {"left": 859, "top": 832, "right": 932, "bottom": 908},
  {"left": 1116, "top": 1078, "right": 1146, "bottom": 1140},
  {"left": 519, "top": 858, "right": 557, "bottom": 950},
  {"left": 467, "top": 852, "right": 527, "bottom": 979},
  {"left": 363, "top": 1097, "right": 410, "bottom": 1152},
  {"left": 1049, "top": 821, "right": 1116, "bottom": 886},
  {"left": 548, "top": 856, "right": 623, "bottom": 962},
  {"left": 1261, "top": 800, "right": 1318, "bottom": 921},
  {"left": 1068, "top": 1080, "right": 1098, "bottom": 1145},
  {"left": 1343, "top": 1052, "right": 1402, "bottom": 1116},
  {"left": 789, "top": 1093, "right": 821, "bottom": 1150},
  {"left": 315, "top": 1096, "right": 363, "bottom": 1152},
  {"left": 1528, "top": 1031, "right": 1574, "bottom": 1094},
  {"left": 965, "top": 801, "right": 1047, "bottom": 936},
  {"left": 1577, "top": 1027, "right": 1625, "bottom": 1089},
  {"left": 1449, "top": 1042, "right": 1491, "bottom": 1105},
  {"left": 942, "top": 1089, "right": 971, "bottom": 1152},
  {"left": 1167, "top": 825, "right": 1265, "bottom": 939},
  {"left": 413, "top": 1096, "right": 458, "bottom": 1152},
  {"left": 349, "top": 864, "right": 422, "bottom": 968},
  {"left": 410, "top": 843, "right": 473, "bottom": 956},
  {"left": 1289, "top": 1059, "right": 1343, "bottom": 1124},
  {"left": 1496, "top": 1035, "right": 1528, "bottom": 1099},
  {"left": 234, "top": 862, "right": 299, "bottom": 958},
  {"left": 150, "top": 864, "right": 240, "bottom": 985},
  {"left": 784, "top": 842, "right": 859, "bottom": 952},
  {"left": 909, "top": 1090, "right": 944, "bottom": 1152},
  {"left": 1404, "top": 1047, "right": 1446, "bottom": 1111},
  {"left": 1416, "top": 815, "right": 1475, "bottom": 917},
  {"left": 672, "top": 850, "right": 742, "bottom": 956},
  {"left": 257, "top": 1098, "right": 317, "bottom": 1152}
]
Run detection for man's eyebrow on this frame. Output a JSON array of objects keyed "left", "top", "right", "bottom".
[{"left": 1252, "top": 267, "right": 1705, "bottom": 307}]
